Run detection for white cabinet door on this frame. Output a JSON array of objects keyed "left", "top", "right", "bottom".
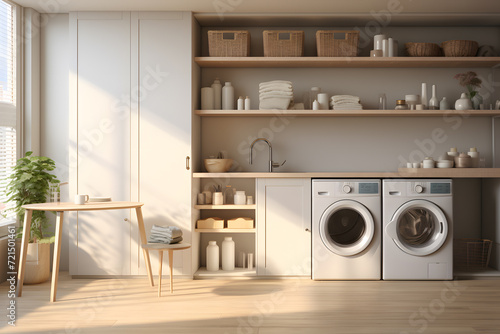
[
  {"left": 257, "top": 178, "right": 311, "bottom": 276},
  {"left": 130, "top": 12, "right": 193, "bottom": 276},
  {"left": 69, "top": 12, "right": 132, "bottom": 275}
]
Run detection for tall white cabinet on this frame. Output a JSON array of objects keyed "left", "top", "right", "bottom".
[
  {"left": 256, "top": 178, "right": 311, "bottom": 276},
  {"left": 69, "top": 12, "right": 194, "bottom": 276}
]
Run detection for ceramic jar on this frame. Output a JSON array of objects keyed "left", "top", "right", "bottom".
[
  {"left": 456, "top": 153, "right": 472, "bottom": 168},
  {"left": 234, "top": 191, "right": 246, "bottom": 205},
  {"left": 423, "top": 157, "right": 435, "bottom": 168},
  {"left": 468, "top": 148, "right": 480, "bottom": 168},
  {"left": 455, "top": 93, "right": 473, "bottom": 110},
  {"left": 222, "top": 237, "right": 235, "bottom": 271},
  {"left": 206, "top": 241, "right": 219, "bottom": 271}
]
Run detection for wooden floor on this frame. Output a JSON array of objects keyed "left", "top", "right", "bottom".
[{"left": 1, "top": 272, "right": 500, "bottom": 333}]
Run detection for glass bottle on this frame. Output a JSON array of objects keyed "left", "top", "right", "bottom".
[{"left": 224, "top": 185, "right": 234, "bottom": 204}]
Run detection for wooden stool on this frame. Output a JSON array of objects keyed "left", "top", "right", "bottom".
[{"left": 141, "top": 243, "right": 191, "bottom": 297}]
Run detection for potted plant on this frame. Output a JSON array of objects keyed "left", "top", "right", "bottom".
[{"left": 5, "top": 151, "right": 59, "bottom": 284}]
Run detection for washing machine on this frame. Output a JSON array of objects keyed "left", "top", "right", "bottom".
[
  {"left": 383, "top": 179, "right": 453, "bottom": 280},
  {"left": 312, "top": 179, "right": 381, "bottom": 280}
]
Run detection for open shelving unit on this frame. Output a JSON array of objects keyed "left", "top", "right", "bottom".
[
  {"left": 195, "top": 109, "right": 500, "bottom": 117},
  {"left": 195, "top": 56, "right": 500, "bottom": 68},
  {"left": 194, "top": 204, "right": 256, "bottom": 210},
  {"left": 195, "top": 228, "right": 255, "bottom": 233}
]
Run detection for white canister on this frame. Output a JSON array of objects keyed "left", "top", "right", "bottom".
[
  {"left": 317, "top": 93, "right": 329, "bottom": 110},
  {"left": 382, "top": 39, "right": 389, "bottom": 57},
  {"left": 234, "top": 191, "right": 246, "bottom": 205},
  {"left": 206, "top": 241, "right": 219, "bottom": 271},
  {"left": 212, "top": 192, "right": 223, "bottom": 205},
  {"left": 388, "top": 37, "right": 394, "bottom": 57},
  {"left": 246, "top": 195, "right": 253, "bottom": 205},
  {"left": 201, "top": 87, "right": 215, "bottom": 110},
  {"left": 211, "top": 78, "right": 222, "bottom": 110},
  {"left": 423, "top": 157, "right": 435, "bottom": 168},
  {"left": 373, "top": 34, "right": 386, "bottom": 50},
  {"left": 222, "top": 82, "right": 235, "bottom": 110},
  {"left": 468, "top": 148, "right": 480, "bottom": 168},
  {"left": 197, "top": 193, "right": 205, "bottom": 205},
  {"left": 222, "top": 237, "right": 235, "bottom": 271}
]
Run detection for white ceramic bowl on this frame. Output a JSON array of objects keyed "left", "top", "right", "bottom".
[
  {"left": 204, "top": 159, "right": 233, "bottom": 173},
  {"left": 436, "top": 161, "right": 453, "bottom": 168}
]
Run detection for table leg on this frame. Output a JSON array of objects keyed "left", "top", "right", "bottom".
[
  {"left": 135, "top": 207, "right": 153, "bottom": 287},
  {"left": 16, "top": 209, "right": 32, "bottom": 297},
  {"left": 168, "top": 250, "right": 174, "bottom": 294},
  {"left": 50, "top": 212, "right": 64, "bottom": 302},
  {"left": 158, "top": 251, "right": 163, "bottom": 297}
]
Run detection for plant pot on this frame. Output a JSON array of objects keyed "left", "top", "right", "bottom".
[{"left": 16, "top": 241, "right": 51, "bottom": 284}]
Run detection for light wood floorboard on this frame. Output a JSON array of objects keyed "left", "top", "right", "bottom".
[{"left": 1, "top": 272, "right": 500, "bottom": 333}]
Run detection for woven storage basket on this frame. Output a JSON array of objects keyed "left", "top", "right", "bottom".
[
  {"left": 263, "top": 30, "right": 304, "bottom": 57},
  {"left": 454, "top": 238, "right": 492, "bottom": 270},
  {"left": 208, "top": 30, "right": 250, "bottom": 57},
  {"left": 316, "top": 30, "right": 359, "bottom": 57},
  {"left": 441, "top": 40, "right": 478, "bottom": 57},
  {"left": 405, "top": 42, "right": 442, "bottom": 57}
]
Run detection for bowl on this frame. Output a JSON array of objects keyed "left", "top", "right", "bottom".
[
  {"left": 204, "top": 159, "right": 233, "bottom": 173},
  {"left": 437, "top": 161, "right": 453, "bottom": 168}
]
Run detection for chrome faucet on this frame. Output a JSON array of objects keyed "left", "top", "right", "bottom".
[{"left": 249, "top": 138, "right": 286, "bottom": 172}]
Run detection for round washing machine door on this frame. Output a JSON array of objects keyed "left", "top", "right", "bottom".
[
  {"left": 386, "top": 199, "right": 448, "bottom": 257},
  {"left": 319, "top": 200, "right": 375, "bottom": 256}
]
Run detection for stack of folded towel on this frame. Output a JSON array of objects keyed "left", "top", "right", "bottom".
[
  {"left": 148, "top": 225, "right": 183, "bottom": 244},
  {"left": 259, "top": 80, "right": 294, "bottom": 110},
  {"left": 330, "top": 95, "right": 363, "bottom": 110}
]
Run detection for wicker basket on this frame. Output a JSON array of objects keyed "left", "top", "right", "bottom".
[
  {"left": 208, "top": 30, "right": 250, "bottom": 57},
  {"left": 316, "top": 30, "right": 359, "bottom": 57},
  {"left": 405, "top": 42, "right": 442, "bottom": 57},
  {"left": 454, "top": 238, "right": 492, "bottom": 270},
  {"left": 263, "top": 30, "right": 304, "bottom": 57},
  {"left": 441, "top": 40, "right": 478, "bottom": 57}
]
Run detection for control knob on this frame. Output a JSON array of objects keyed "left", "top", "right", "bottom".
[
  {"left": 343, "top": 185, "right": 352, "bottom": 194},
  {"left": 415, "top": 185, "right": 424, "bottom": 193}
]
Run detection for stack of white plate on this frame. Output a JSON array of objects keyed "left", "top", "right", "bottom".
[{"left": 89, "top": 197, "right": 112, "bottom": 202}]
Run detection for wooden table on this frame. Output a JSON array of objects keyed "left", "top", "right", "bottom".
[
  {"left": 142, "top": 243, "right": 191, "bottom": 297},
  {"left": 17, "top": 202, "right": 153, "bottom": 302}
]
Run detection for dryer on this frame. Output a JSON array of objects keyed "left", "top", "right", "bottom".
[
  {"left": 312, "top": 179, "right": 381, "bottom": 280},
  {"left": 383, "top": 179, "right": 453, "bottom": 280}
]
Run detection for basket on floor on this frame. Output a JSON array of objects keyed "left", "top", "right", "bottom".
[
  {"left": 208, "top": 30, "right": 250, "bottom": 57},
  {"left": 263, "top": 30, "right": 304, "bottom": 57},
  {"left": 316, "top": 30, "right": 359, "bottom": 57},
  {"left": 454, "top": 238, "right": 492, "bottom": 270}
]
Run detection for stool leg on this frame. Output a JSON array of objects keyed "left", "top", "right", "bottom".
[
  {"left": 168, "top": 250, "right": 174, "bottom": 294},
  {"left": 158, "top": 251, "right": 163, "bottom": 297}
]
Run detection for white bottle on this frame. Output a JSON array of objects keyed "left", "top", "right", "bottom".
[
  {"left": 439, "top": 97, "right": 450, "bottom": 110},
  {"left": 222, "top": 237, "right": 235, "bottom": 271},
  {"left": 312, "top": 100, "right": 319, "bottom": 110},
  {"left": 388, "top": 37, "right": 394, "bottom": 57},
  {"left": 421, "top": 83, "right": 428, "bottom": 109},
  {"left": 373, "top": 34, "right": 386, "bottom": 50},
  {"left": 222, "top": 82, "right": 235, "bottom": 110},
  {"left": 201, "top": 87, "right": 214, "bottom": 110},
  {"left": 382, "top": 39, "right": 389, "bottom": 57},
  {"left": 206, "top": 241, "right": 219, "bottom": 271},
  {"left": 244, "top": 96, "right": 251, "bottom": 110},
  {"left": 234, "top": 191, "right": 246, "bottom": 205},
  {"left": 237, "top": 96, "right": 244, "bottom": 110},
  {"left": 429, "top": 85, "right": 439, "bottom": 110},
  {"left": 468, "top": 148, "right": 480, "bottom": 168},
  {"left": 211, "top": 78, "right": 222, "bottom": 110}
]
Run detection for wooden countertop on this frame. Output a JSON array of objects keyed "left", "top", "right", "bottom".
[{"left": 193, "top": 168, "right": 500, "bottom": 179}]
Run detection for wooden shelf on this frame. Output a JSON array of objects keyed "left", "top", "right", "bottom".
[
  {"left": 194, "top": 267, "right": 256, "bottom": 278},
  {"left": 195, "top": 228, "right": 256, "bottom": 233},
  {"left": 194, "top": 168, "right": 500, "bottom": 179},
  {"left": 195, "top": 56, "right": 500, "bottom": 68},
  {"left": 194, "top": 204, "right": 256, "bottom": 209},
  {"left": 195, "top": 109, "right": 500, "bottom": 117}
]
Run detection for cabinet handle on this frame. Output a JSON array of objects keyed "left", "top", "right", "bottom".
[
  {"left": 305, "top": 228, "right": 311, "bottom": 232},
  {"left": 124, "top": 218, "right": 129, "bottom": 222},
  {"left": 186, "top": 156, "right": 190, "bottom": 170}
]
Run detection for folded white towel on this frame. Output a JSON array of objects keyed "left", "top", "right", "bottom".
[
  {"left": 259, "top": 80, "right": 292, "bottom": 87},
  {"left": 331, "top": 95, "right": 360, "bottom": 103},
  {"left": 260, "top": 92, "right": 294, "bottom": 99},
  {"left": 333, "top": 105, "right": 363, "bottom": 110},
  {"left": 259, "top": 97, "right": 291, "bottom": 110},
  {"left": 148, "top": 225, "right": 183, "bottom": 244},
  {"left": 259, "top": 87, "right": 293, "bottom": 94}
]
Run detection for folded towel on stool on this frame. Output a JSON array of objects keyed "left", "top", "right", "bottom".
[{"left": 148, "top": 225, "right": 183, "bottom": 244}]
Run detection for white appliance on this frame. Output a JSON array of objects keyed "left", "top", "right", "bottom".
[
  {"left": 312, "top": 179, "right": 381, "bottom": 280},
  {"left": 383, "top": 179, "right": 453, "bottom": 280}
]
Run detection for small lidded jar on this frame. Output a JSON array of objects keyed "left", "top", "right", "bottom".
[{"left": 395, "top": 99, "right": 408, "bottom": 110}]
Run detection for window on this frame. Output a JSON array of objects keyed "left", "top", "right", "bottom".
[{"left": 0, "top": 0, "right": 17, "bottom": 225}]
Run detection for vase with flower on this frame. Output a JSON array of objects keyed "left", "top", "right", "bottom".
[{"left": 454, "top": 71, "right": 483, "bottom": 110}]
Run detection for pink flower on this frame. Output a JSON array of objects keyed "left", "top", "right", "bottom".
[{"left": 454, "top": 71, "right": 482, "bottom": 88}]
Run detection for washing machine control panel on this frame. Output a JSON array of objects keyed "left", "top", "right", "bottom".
[{"left": 408, "top": 181, "right": 452, "bottom": 195}]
